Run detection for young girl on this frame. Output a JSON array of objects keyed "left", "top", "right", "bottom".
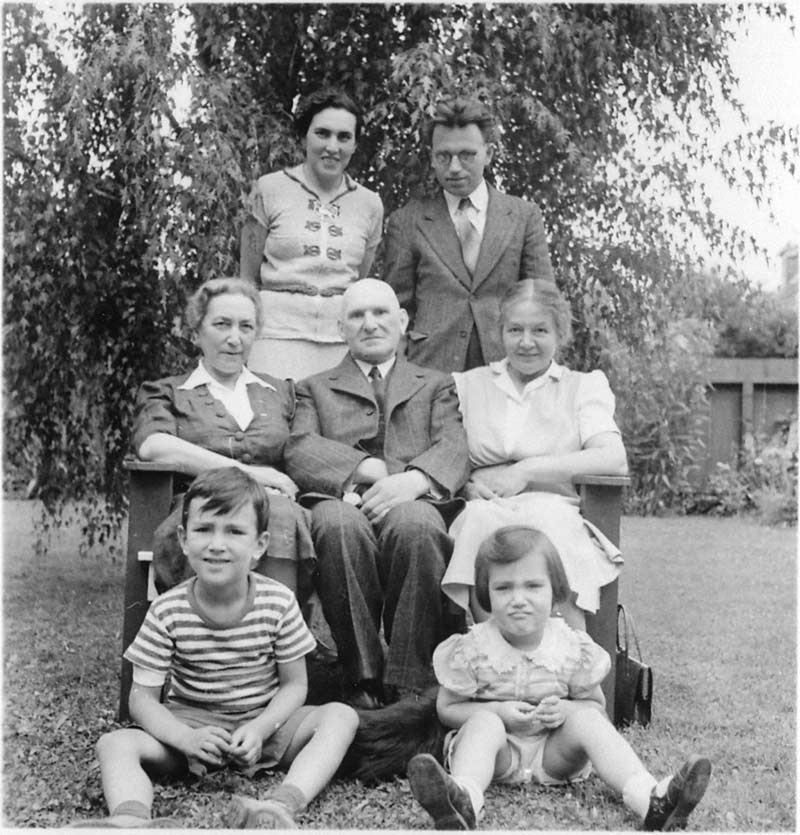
[{"left": 408, "top": 526, "right": 711, "bottom": 831}]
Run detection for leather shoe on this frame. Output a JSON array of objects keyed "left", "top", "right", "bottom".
[
  {"left": 643, "top": 755, "right": 712, "bottom": 831},
  {"left": 408, "top": 753, "right": 476, "bottom": 830},
  {"left": 347, "top": 680, "right": 384, "bottom": 710}
]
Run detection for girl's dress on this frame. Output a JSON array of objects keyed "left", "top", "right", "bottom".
[
  {"left": 442, "top": 360, "right": 623, "bottom": 614},
  {"left": 245, "top": 165, "right": 384, "bottom": 380},
  {"left": 434, "top": 617, "right": 610, "bottom": 785}
]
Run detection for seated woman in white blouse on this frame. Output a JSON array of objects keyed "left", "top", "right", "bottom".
[{"left": 442, "top": 279, "right": 628, "bottom": 630}]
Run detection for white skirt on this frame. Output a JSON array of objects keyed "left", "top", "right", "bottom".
[
  {"left": 248, "top": 336, "right": 347, "bottom": 381},
  {"left": 443, "top": 492, "right": 623, "bottom": 614}
]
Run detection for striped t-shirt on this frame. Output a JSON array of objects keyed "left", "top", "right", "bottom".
[{"left": 124, "top": 572, "right": 316, "bottom": 719}]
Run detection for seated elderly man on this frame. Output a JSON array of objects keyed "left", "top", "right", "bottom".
[{"left": 285, "top": 278, "right": 469, "bottom": 709}]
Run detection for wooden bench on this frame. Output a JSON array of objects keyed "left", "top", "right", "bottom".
[
  {"left": 574, "top": 474, "right": 629, "bottom": 715},
  {"left": 119, "top": 459, "right": 628, "bottom": 721}
]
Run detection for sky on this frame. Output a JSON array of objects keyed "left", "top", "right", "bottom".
[{"left": 712, "top": 8, "right": 799, "bottom": 290}]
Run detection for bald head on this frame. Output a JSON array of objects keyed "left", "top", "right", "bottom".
[{"left": 339, "top": 279, "right": 408, "bottom": 364}]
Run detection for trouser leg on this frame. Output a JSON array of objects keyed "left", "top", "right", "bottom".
[
  {"left": 376, "top": 500, "right": 452, "bottom": 690},
  {"left": 310, "top": 499, "right": 383, "bottom": 684}
]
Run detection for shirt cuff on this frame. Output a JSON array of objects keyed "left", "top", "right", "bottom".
[{"left": 407, "top": 467, "right": 444, "bottom": 500}]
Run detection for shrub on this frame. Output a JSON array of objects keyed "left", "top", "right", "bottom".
[
  {"left": 609, "top": 317, "right": 716, "bottom": 514},
  {"left": 673, "top": 270, "right": 799, "bottom": 359},
  {"left": 683, "top": 419, "right": 798, "bottom": 525}
]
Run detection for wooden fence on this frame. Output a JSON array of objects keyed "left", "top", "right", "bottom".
[{"left": 697, "top": 358, "right": 798, "bottom": 483}]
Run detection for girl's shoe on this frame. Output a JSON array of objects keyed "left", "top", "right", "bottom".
[
  {"left": 407, "top": 753, "right": 476, "bottom": 830},
  {"left": 227, "top": 795, "right": 297, "bottom": 829},
  {"left": 643, "top": 755, "right": 712, "bottom": 831}
]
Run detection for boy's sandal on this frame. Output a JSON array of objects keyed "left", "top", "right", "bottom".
[{"left": 228, "top": 795, "right": 297, "bottom": 829}]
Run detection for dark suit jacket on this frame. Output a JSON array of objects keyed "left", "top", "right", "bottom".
[
  {"left": 285, "top": 353, "right": 469, "bottom": 501},
  {"left": 383, "top": 185, "right": 554, "bottom": 372}
]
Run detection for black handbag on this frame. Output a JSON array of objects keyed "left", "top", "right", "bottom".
[{"left": 614, "top": 603, "right": 653, "bottom": 728}]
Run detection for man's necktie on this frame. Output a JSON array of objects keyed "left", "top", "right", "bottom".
[
  {"left": 368, "top": 365, "right": 386, "bottom": 452},
  {"left": 453, "top": 197, "right": 480, "bottom": 276}
]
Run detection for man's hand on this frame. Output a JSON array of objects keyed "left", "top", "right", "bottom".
[
  {"left": 176, "top": 724, "right": 232, "bottom": 766},
  {"left": 360, "top": 471, "right": 429, "bottom": 521},
  {"left": 228, "top": 720, "right": 266, "bottom": 767},
  {"left": 350, "top": 457, "right": 389, "bottom": 487}
]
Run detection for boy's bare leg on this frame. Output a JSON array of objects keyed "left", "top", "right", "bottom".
[
  {"left": 278, "top": 703, "right": 359, "bottom": 802},
  {"left": 229, "top": 703, "right": 358, "bottom": 828},
  {"left": 96, "top": 728, "right": 185, "bottom": 822}
]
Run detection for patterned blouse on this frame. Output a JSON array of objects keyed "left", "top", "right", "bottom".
[
  {"left": 434, "top": 618, "right": 610, "bottom": 709},
  {"left": 247, "top": 166, "right": 383, "bottom": 342}
]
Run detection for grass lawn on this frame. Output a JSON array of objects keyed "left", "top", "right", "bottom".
[{"left": 2, "top": 502, "right": 796, "bottom": 830}]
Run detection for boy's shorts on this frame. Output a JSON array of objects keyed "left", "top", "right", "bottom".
[
  {"left": 443, "top": 726, "right": 592, "bottom": 786},
  {"left": 164, "top": 701, "right": 316, "bottom": 778}
]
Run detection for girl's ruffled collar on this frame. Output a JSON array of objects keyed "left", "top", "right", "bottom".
[{"left": 471, "top": 618, "right": 583, "bottom": 672}]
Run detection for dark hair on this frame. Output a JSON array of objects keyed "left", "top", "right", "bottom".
[
  {"left": 184, "top": 277, "right": 263, "bottom": 333},
  {"left": 424, "top": 97, "right": 496, "bottom": 145},
  {"left": 181, "top": 467, "right": 270, "bottom": 536},
  {"left": 499, "top": 279, "right": 573, "bottom": 348},
  {"left": 474, "top": 525, "right": 570, "bottom": 612},
  {"left": 294, "top": 87, "right": 363, "bottom": 141}
]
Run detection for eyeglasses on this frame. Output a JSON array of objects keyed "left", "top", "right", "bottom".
[{"left": 433, "top": 150, "right": 478, "bottom": 166}]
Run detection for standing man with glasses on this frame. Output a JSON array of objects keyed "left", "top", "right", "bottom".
[{"left": 384, "top": 97, "right": 554, "bottom": 373}]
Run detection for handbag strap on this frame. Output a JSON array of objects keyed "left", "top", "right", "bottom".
[{"left": 617, "top": 603, "right": 644, "bottom": 661}]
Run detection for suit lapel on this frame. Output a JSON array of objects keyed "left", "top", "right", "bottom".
[
  {"left": 384, "top": 355, "right": 425, "bottom": 417},
  {"left": 327, "top": 353, "right": 426, "bottom": 415},
  {"left": 246, "top": 380, "right": 277, "bottom": 419},
  {"left": 326, "top": 354, "right": 375, "bottom": 403},
  {"left": 472, "top": 187, "right": 515, "bottom": 289},
  {"left": 419, "top": 193, "right": 473, "bottom": 290}
]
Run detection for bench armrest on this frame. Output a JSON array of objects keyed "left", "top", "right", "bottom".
[
  {"left": 572, "top": 474, "right": 629, "bottom": 548},
  {"left": 572, "top": 474, "right": 629, "bottom": 723},
  {"left": 123, "top": 456, "right": 192, "bottom": 475},
  {"left": 572, "top": 474, "right": 630, "bottom": 488}
]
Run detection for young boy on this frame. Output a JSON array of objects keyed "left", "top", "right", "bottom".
[{"left": 76, "top": 467, "right": 358, "bottom": 828}]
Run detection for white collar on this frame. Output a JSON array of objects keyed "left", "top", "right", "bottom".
[
  {"left": 489, "top": 358, "right": 562, "bottom": 394},
  {"left": 353, "top": 355, "right": 396, "bottom": 381},
  {"left": 474, "top": 617, "right": 583, "bottom": 672},
  {"left": 178, "top": 362, "right": 275, "bottom": 392},
  {"left": 443, "top": 179, "right": 489, "bottom": 213}
]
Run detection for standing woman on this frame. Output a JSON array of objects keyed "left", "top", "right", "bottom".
[
  {"left": 441, "top": 279, "right": 628, "bottom": 630},
  {"left": 241, "top": 88, "right": 384, "bottom": 380}
]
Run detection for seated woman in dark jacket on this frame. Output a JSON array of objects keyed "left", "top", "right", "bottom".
[{"left": 132, "top": 277, "right": 314, "bottom": 595}]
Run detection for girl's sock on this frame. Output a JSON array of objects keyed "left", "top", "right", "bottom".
[
  {"left": 265, "top": 782, "right": 307, "bottom": 815},
  {"left": 452, "top": 775, "right": 485, "bottom": 818},
  {"left": 109, "top": 800, "right": 150, "bottom": 821},
  {"left": 622, "top": 772, "right": 658, "bottom": 819}
]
